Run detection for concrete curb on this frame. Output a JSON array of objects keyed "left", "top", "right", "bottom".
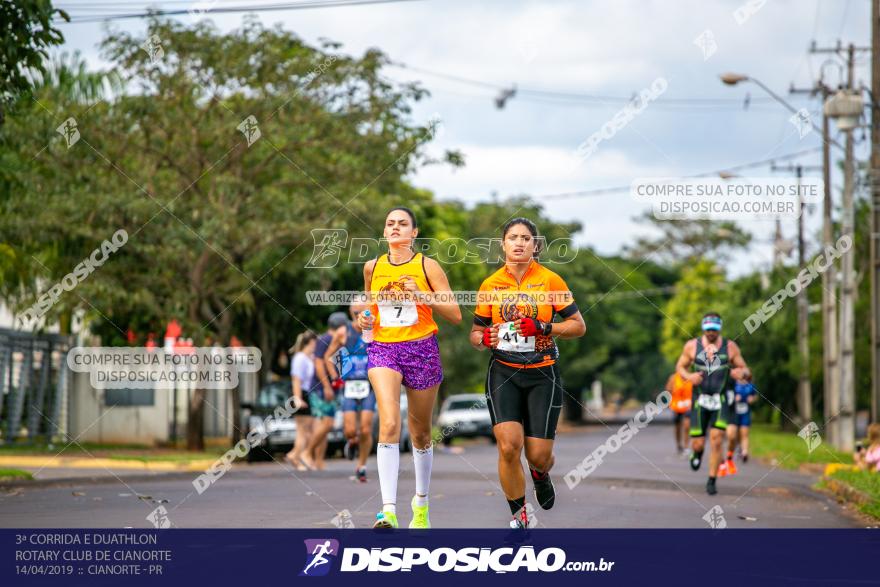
[
  {"left": 821, "top": 476, "right": 874, "bottom": 508},
  {"left": 0, "top": 455, "right": 215, "bottom": 472},
  {"left": 0, "top": 470, "right": 204, "bottom": 490}
]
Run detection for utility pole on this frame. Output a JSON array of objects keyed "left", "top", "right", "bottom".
[
  {"left": 792, "top": 69, "right": 839, "bottom": 444},
  {"left": 813, "top": 42, "right": 868, "bottom": 450},
  {"left": 772, "top": 163, "right": 821, "bottom": 425},
  {"left": 871, "top": 0, "right": 880, "bottom": 424},
  {"left": 840, "top": 45, "right": 857, "bottom": 451},
  {"left": 772, "top": 219, "right": 785, "bottom": 267}
]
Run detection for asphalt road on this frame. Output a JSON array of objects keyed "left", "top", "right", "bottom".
[{"left": 0, "top": 423, "right": 862, "bottom": 529}]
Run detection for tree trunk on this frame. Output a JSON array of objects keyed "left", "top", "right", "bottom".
[
  {"left": 256, "top": 310, "right": 272, "bottom": 385},
  {"left": 562, "top": 388, "right": 583, "bottom": 423},
  {"left": 187, "top": 388, "right": 206, "bottom": 451}
]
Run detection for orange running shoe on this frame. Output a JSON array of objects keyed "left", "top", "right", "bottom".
[
  {"left": 717, "top": 460, "right": 729, "bottom": 478},
  {"left": 726, "top": 458, "right": 738, "bottom": 476}
]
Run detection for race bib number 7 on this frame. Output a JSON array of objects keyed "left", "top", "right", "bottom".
[
  {"left": 497, "top": 321, "right": 535, "bottom": 352},
  {"left": 379, "top": 302, "right": 418, "bottom": 327}
]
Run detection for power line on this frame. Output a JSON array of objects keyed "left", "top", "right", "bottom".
[
  {"left": 56, "top": 0, "right": 424, "bottom": 23},
  {"left": 389, "top": 62, "right": 788, "bottom": 107},
  {"left": 533, "top": 147, "right": 824, "bottom": 201}
]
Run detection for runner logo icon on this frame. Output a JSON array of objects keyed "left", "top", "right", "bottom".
[{"left": 300, "top": 539, "right": 340, "bottom": 576}]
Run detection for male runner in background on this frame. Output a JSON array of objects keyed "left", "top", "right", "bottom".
[
  {"left": 301, "top": 312, "right": 349, "bottom": 470},
  {"left": 676, "top": 313, "right": 749, "bottom": 495},
  {"left": 726, "top": 372, "right": 757, "bottom": 464},
  {"left": 325, "top": 301, "right": 375, "bottom": 483},
  {"left": 665, "top": 372, "right": 693, "bottom": 455}
]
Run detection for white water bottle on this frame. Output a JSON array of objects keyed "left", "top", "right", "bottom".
[{"left": 361, "top": 310, "right": 374, "bottom": 343}]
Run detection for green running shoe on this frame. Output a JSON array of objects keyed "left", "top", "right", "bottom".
[
  {"left": 408, "top": 496, "right": 431, "bottom": 529},
  {"left": 373, "top": 510, "right": 398, "bottom": 529}
]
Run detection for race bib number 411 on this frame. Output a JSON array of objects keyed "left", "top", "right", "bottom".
[{"left": 497, "top": 321, "right": 535, "bottom": 352}]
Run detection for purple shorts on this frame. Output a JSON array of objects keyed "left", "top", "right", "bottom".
[{"left": 367, "top": 336, "right": 443, "bottom": 390}]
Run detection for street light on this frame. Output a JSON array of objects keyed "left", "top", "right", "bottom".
[
  {"left": 718, "top": 72, "right": 843, "bottom": 149},
  {"left": 719, "top": 73, "right": 749, "bottom": 86}
]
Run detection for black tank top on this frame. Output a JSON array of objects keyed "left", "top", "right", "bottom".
[{"left": 693, "top": 337, "right": 730, "bottom": 396}]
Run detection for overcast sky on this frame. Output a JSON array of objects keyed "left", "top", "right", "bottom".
[{"left": 54, "top": 0, "right": 871, "bottom": 275}]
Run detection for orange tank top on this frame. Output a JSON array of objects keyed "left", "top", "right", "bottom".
[
  {"left": 671, "top": 373, "right": 693, "bottom": 414},
  {"left": 369, "top": 252, "right": 438, "bottom": 343}
]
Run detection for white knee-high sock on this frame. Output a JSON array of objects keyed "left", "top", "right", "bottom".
[
  {"left": 413, "top": 445, "right": 433, "bottom": 506},
  {"left": 377, "top": 443, "right": 399, "bottom": 513}
]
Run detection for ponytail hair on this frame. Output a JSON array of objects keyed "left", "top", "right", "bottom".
[{"left": 289, "top": 331, "right": 317, "bottom": 355}]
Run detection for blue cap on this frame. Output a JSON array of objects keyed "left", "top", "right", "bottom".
[{"left": 701, "top": 315, "right": 722, "bottom": 331}]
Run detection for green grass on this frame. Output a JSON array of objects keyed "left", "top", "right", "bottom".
[
  {"left": 0, "top": 469, "right": 34, "bottom": 481},
  {"left": 749, "top": 424, "right": 853, "bottom": 470},
  {"left": 825, "top": 469, "right": 880, "bottom": 520}
]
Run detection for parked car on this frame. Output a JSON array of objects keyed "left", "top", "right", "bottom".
[
  {"left": 240, "top": 381, "right": 346, "bottom": 462},
  {"left": 240, "top": 381, "right": 297, "bottom": 462},
  {"left": 241, "top": 382, "right": 413, "bottom": 461},
  {"left": 436, "top": 393, "right": 494, "bottom": 445}
]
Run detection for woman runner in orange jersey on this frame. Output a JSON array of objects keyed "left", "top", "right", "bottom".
[{"left": 470, "top": 218, "right": 585, "bottom": 529}]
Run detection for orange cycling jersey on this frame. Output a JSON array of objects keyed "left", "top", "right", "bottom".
[
  {"left": 473, "top": 260, "right": 578, "bottom": 368},
  {"left": 670, "top": 373, "right": 693, "bottom": 414},
  {"left": 369, "top": 252, "right": 438, "bottom": 343}
]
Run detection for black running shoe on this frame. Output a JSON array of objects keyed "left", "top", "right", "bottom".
[
  {"left": 343, "top": 440, "right": 359, "bottom": 461},
  {"left": 530, "top": 468, "right": 555, "bottom": 510},
  {"left": 742, "top": 454, "right": 749, "bottom": 463},
  {"left": 706, "top": 478, "right": 717, "bottom": 495},
  {"left": 356, "top": 467, "right": 367, "bottom": 483},
  {"left": 690, "top": 452, "right": 703, "bottom": 471}
]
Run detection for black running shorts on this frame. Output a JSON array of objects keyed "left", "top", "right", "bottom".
[
  {"left": 689, "top": 400, "right": 729, "bottom": 438},
  {"left": 485, "top": 358, "right": 563, "bottom": 439}
]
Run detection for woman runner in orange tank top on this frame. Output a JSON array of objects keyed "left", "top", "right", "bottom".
[{"left": 357, "top": 207, "right": 461, "bottom": 529}]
